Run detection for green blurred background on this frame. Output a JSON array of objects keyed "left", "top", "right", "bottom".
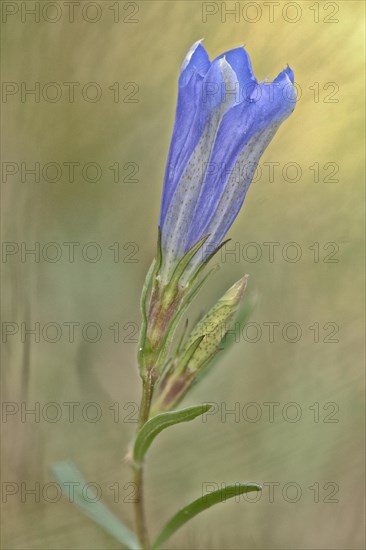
[{"left": 1, "top": 1, "right": 365, "bottom": 548}]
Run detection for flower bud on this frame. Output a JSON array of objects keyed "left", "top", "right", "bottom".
[
  {"left": 182, "top": 275, "right": 248, "bottom": 370},
  {"left": 150, "top": 276, "right": 248, "bottom": 414}
]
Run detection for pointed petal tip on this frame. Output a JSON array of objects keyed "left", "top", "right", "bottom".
[
  {"left": 284, "top": 64, "right": 294, "bottom": 83},
  {"left": 191, "top": 37, "right": 205, "bottom": 48},
  {"left": 180, "top": 40, "right": 210, "bottom": 74},
  {"left": 218, "top": 56, "right": 235, "bottom": 73},
  {"left": 193, "top": 38, "right": 205, "bottom": 48},
  {"left": 273, "top": 64, "right": 295, "bottom": 85}
]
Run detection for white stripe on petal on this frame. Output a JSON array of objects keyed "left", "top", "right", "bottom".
[
  {"left": 161, "top": 60, "right": 239, "bottom": 284},
  {"left": 180, "top": 39, "right": 204, "bottom": 73},
  {"left": 181, "top": 117, "right": 285, "bottom": 284}
]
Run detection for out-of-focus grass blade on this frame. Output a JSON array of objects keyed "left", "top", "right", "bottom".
[
  {"left": 51, "top": 461, "right": 140, "bottom": 550},
  {"left": 133, "top": 404, "right": 212, "bottom": 467},
  {"left": 152, "top": 483, "right": 262, "bottom": 549}
]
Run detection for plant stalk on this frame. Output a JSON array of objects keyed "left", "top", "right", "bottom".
[{"left": 133, "top": 372, "right": 155, "bottom": 549}]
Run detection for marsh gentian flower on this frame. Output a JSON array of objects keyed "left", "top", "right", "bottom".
[
  {"left": 138, "top": 41, "right": 296, "bottom": 382},
  {"left": 159, "top": 41, "right": 296, "bottom": 285}
]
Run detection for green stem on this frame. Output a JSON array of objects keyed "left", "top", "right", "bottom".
[
  {"left": 138, "top": 374, "right": 155, "bottom": 428},
  {"left": 134, "top": 466, "right": 149, "bottom": 549},
  {"left": 133, "top": 372, "right": 155, "bottom": 549}
]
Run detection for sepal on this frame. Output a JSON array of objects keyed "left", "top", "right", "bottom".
[{"left": 138, "top": 232, "right": 225, "bottom": 379}]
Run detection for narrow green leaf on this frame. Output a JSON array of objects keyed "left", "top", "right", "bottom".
[
  {"left": 168, "top": 234, "right": 209, "bottom": 289},
  {"left": 152, "top": 483, "right": 262, "bottom": 549},
  {"left": 155, "top": 226, "right": 163, "bottom": 275},
  {"left": 176, "top": 335, "right": 205, "bottom": 372},
  {"left": 189, "top": 238, "right": 231, "bottom": 287},
  {"left": 137, "top": 258, "right": 156, "bottom": 371},
  {"left": 51, "top": 461, "right": 140, "bottom": 550},
  {"left": 133, "top": 404, "right": 212, "bottom": 467}
]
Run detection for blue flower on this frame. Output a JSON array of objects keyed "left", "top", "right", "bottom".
[{"left": 159, "top": 41, "right": 296, "bottom": 285}]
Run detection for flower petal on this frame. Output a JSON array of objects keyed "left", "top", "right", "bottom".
[
  {"left": 161, "top": 58, "right": 240, "bottom": 281},
  {"left": 160, "top": 42, "right": 213, "bottom": 226},
  {"left": 214, "top": 46, "right": 257, "bottom": 98},
  {"left": 184, "top": 69, "right": 296, "bottom": 258},
  {"left": 160, "top": 70, "right": 205, "bottom": 225},
  {"left": 180, "top": 40, "right": 210, "bottom": 85}
]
